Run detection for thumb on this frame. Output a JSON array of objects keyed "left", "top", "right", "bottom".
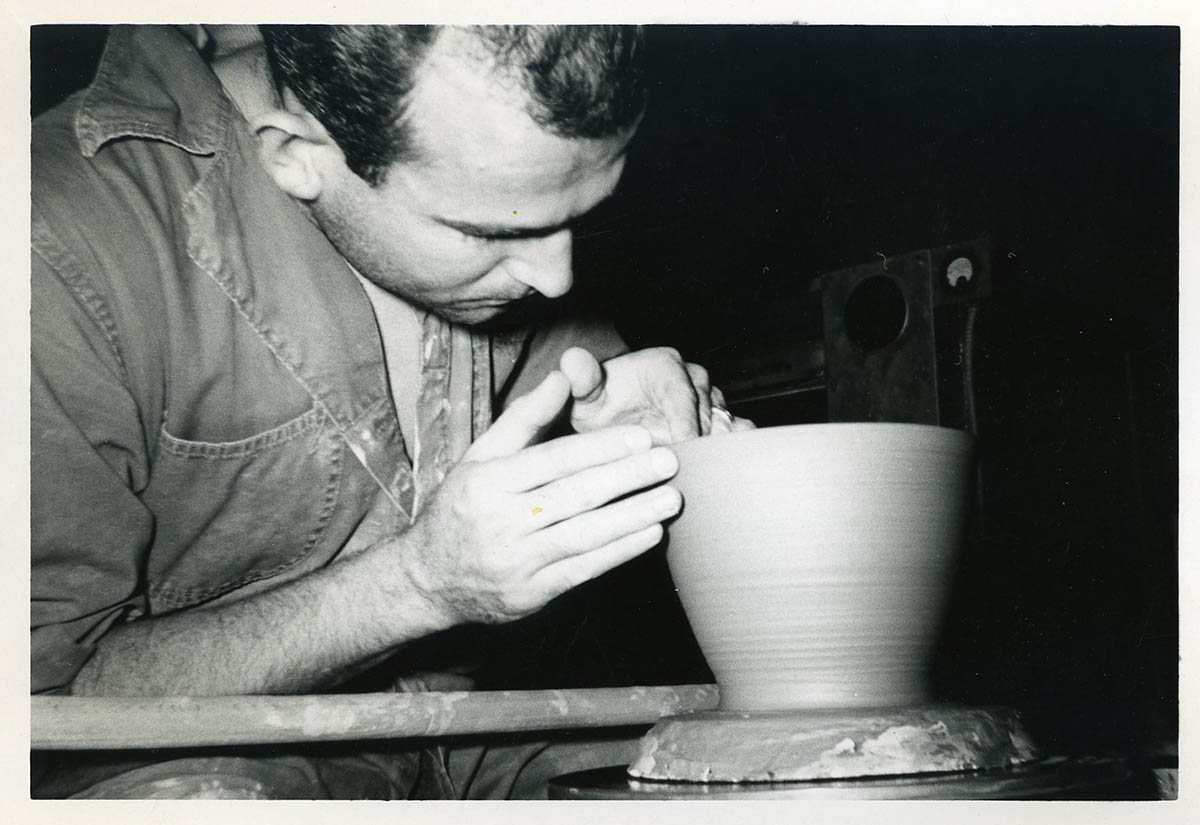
[
  {"left": 465, "top": 370, "right": 571, "bottom": 462},
  {"left": 560, "top": 347, "right": 606, "bottom": 406}
]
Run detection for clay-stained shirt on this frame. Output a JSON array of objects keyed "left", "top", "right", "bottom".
[{"left": 30, "top": 25, "right": 626, "bottom": 693}]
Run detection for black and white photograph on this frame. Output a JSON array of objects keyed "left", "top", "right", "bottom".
[{"left": 17, "top": 4, "right": 1188, "bottom": 814}]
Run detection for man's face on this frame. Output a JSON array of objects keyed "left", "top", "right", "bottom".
[{"left": 311, "top": 32, "right": 634, "bottom": 326}]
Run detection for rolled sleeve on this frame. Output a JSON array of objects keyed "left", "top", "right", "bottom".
[{"left": 31, "top": 251, "right": 152, "bottom": 693}]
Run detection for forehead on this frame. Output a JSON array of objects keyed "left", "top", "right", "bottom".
[{"left": 394, "top": 29, "right": 631, "bottom": 212}]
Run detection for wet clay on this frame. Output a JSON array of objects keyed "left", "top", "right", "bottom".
[
  {"left": 666, "top": 424, "right": 975, "bottom": 711},
  {"left": 628, "top": 706, "right": 1039, "bottom": 782}
]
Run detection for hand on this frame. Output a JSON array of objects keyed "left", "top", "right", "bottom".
[
  {"left": 560, "top": 346, "right": 756, "bottom": 445},
  {"left": 402, "top": 370, "right": 682, "bottom": 626}
]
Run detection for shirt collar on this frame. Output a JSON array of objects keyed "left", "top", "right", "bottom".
[{"left": 74, "top": 25, "right": 230, "bottom": 158}]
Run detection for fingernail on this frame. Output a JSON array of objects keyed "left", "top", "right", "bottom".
[
  {"left": 655, "top": 486, "right": 682, "bottom": 515},
  {"left": 650, "top": 447, "right": 678, "bottom": 476},
  {"left": 625, "top": 427, "right": 652, "bottom": 451}
]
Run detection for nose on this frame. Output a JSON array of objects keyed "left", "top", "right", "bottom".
[{"left": 505, "top": 230, "right": 574, "bottom": 299}]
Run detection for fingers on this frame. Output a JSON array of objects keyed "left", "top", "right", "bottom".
[
  {"left": 731, "top": 414, "right": 757, "bottom": 431},
  {"left": 708, "top": 385, "right": 757, "bottom": 434},
  {"left": 564, "top": 347, "right": 708, "bottom": 445},
  {"left": 710, "top": 385, "right": 728, "bottom": 409},
  {"left": 652, "top": 352, "right": 705, "bottom": 443},
  {"left": 465, "top": 370, "right": 571, "bottom": 462},
  {"left": 493, "top": 425, "right": 654, "bottom": 493},
  {"left": 560, "top": 346, "right": 606, "bottom": 404},
  {"left": 534, "top": 524, "right": 665, "bottom": 600},
  {"left": 529, "top": 484, "right": 681, "bottom": 570},
  {"left": 687, "top": 363, "right": 712, "bottom": 436},
  {"left": 710, "top": 406, "right": 734, "bottom": 433},
  {"left": 521, "top": 445, "right": 678, "bottom": 526},
  {"left": 709, "top": 385, "right": 733, "bottom": 434}
]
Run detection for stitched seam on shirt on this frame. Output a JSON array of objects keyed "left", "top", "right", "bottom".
[
  {"left": 31, "top": 223, "right": 132, "bottom": 389},
  {"left": 156, "top": 405, "right": 326, "bottom": 459},
  {"left": 182, "top": 154, "right": 403, "bottom": 511},
  {"left": 182, "top": 147, "right": 322, "bottom": 404},
  {"left": 199, "top": 274, "right": 404, "bottom": 513},
  {"left": 183, "top": 148, "right": 344, "bottom": 428},
  {"left": 149, "top": 428, "right": 345, "bottom": 605},
  {"left": 74, "top": 31, "right": 122, "bottom": 156},
  {"left": 74, "top": 30, "right": 219, "bottom": 158},
  {"left": 83, "top": 122, "right": 217, "bottom": 156}
]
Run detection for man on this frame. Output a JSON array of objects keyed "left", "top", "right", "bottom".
[{"left": 31, "top": 24, "right": 749, "bottom": 798}]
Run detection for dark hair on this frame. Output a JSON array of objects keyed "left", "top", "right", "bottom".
[{"left": 260, "top": 25, "right": 646, "bottom": 186}]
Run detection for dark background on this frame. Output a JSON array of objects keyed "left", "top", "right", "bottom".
[{"left": 32, "top": 25, "right": 1179, "bottom": 761}]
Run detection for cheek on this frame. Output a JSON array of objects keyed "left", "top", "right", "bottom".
[
  {"left": 343, "top": 188, "right": 508, "bottom": 294},
  {"left": 394, "top": 229, "right": 510, "bottom": 290}
]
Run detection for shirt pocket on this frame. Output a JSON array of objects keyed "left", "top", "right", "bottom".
[{"left": 141, "top": 405, "right": 343, "bottom": 613}]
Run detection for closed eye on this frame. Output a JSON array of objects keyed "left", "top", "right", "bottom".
[
  {"left": 454, "top": 223, "right": 568, "bottom": 242},
  {"left": 437, "top": 192, "right": 618, "bottom": 243}
]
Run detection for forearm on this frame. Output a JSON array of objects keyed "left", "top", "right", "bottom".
[{"left": 68, "top": 537, "right": 450, "bottom": 697}]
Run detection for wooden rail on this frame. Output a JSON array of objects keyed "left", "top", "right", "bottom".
[{"left": 31, "top": 684, "right": 720, "bottom": 750}]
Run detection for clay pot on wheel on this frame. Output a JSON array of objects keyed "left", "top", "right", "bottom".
[{"left": 666, "top": 423, "right": 975, "bottom": 711}]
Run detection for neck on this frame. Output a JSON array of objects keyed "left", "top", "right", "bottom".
[{"left": 207, "top": 26, "right": 279, "bottom": 124}]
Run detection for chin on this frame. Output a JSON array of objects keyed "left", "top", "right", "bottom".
[
  {"left": 438, "top": 304, "right": 505, "bottom": 327},
  {"left": 448, "top": 295, "right": 553, "bottom": 331}
]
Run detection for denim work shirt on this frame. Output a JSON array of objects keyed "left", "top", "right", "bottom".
[{"left": 30, "top": 25, "right": 626, "bottom": 694}]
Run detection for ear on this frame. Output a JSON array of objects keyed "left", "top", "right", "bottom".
[{"left": 249, "top": 88, "right": 341, "bottom": 201}]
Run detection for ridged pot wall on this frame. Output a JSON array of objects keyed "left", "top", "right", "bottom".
[{"left": 666, "top": 424, "right": 975, "bottom": 711}]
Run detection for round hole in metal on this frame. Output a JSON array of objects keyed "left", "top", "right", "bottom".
[{"left": 844, "top": 275, "right": 908, "bottom": 352}]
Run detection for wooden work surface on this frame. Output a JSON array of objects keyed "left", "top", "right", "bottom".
[{"left": 31, "top": 684, "right": 719, "bottom": 750}]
